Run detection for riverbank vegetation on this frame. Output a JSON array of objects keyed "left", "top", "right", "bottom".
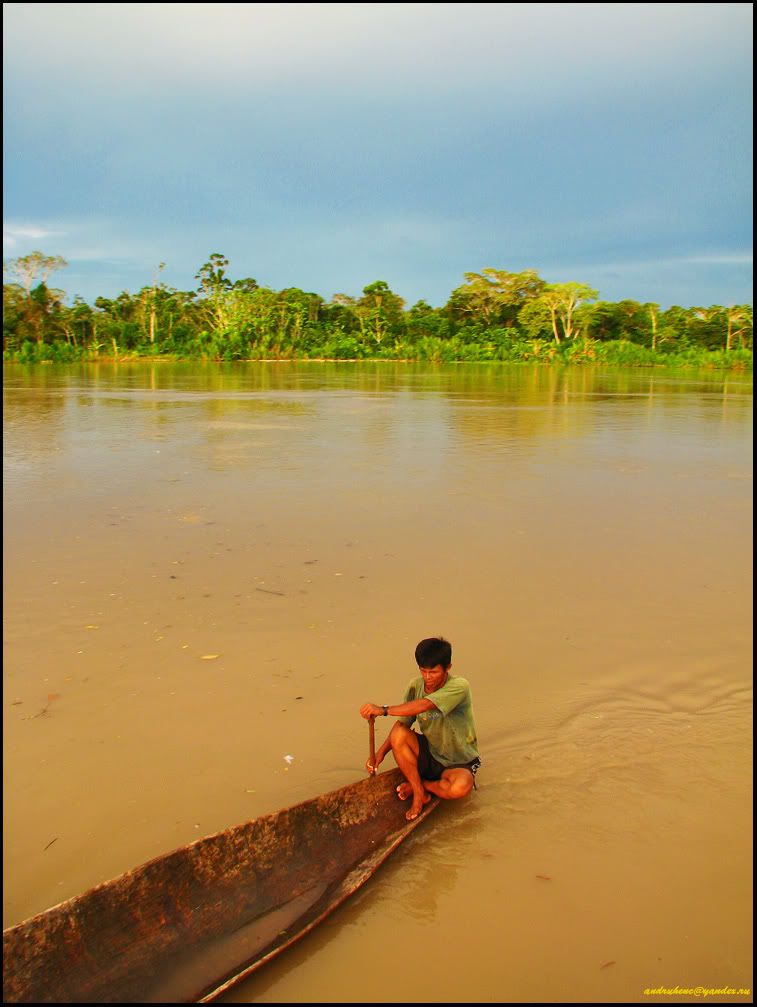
[{"left": 3, "top": 252, "right": 752, "bottom": 369}]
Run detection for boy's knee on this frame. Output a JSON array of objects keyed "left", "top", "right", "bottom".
[
  {"left": 449, "top": 774, "right": 474, "bottom": 799},
  {"left": 389, "top": 722, "right": 410, "bottom": 744}
]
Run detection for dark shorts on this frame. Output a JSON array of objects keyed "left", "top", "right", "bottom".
[{"left": 415, "top": 732, "right": 482, "bottom": 782}]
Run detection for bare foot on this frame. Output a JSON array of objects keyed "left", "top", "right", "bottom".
[
  {"left": 397, "top": 782, "right": 432, "bottom": 803},
  {"left": 404, "top": 792, "right": 431, "bottom": 820}
]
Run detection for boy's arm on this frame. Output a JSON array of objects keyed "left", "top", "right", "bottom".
[
  {"left": 359, "top": 698, "right": 436, "bottom": 720},
  {"left": 362, "top": 698, "right": 436, "bottom": 774}
]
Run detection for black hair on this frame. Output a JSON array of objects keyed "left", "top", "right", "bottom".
[{"left": 415, "top": 636, "right": 452, "bottom": 669}]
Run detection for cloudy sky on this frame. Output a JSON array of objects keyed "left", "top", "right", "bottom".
[{"left": 3, "top": 3, "right": 753, "bottom": 308}]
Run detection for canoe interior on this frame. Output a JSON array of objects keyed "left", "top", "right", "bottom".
[{"left": 3, "top": 769, "right": 438, "bottom": 1003}]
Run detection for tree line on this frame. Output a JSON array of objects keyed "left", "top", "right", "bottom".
[{"left": 3, "top": 251, "right": 753, "bottom": 367}]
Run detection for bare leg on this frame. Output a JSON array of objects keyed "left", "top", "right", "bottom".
[
  {"left": 422, "top": 768, "right": 474, "bottom": 801},
  {"left": 388, "top": 724, "right": 429, "bottom": 820},
  {"left": 396, "top": 780, "right": 431, "bottom": 804}
]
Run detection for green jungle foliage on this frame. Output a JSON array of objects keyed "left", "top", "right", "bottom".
[{"left": 3, "top": 254, "right": 753, "bottom": 369}]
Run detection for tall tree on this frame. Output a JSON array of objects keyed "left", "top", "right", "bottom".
[
  {"left": 447, "top": 268, "right": 545, "bottom": 327},
  {"left": 356, "top": 280, "right": 405, "bottom": 347},
  {"left": 27, "top": 282, "right": 66, "bottom": 344},
  {"left": 195, "top": 253, "right": 232, "bottom": 297},
  {"left": 534, "top": 282, "right": 599, "bottom": 343},
  {"left": 4, "top": 251, "right": 68, "bottom": 294},
  {"left": 646, "top": 303, "right": 660, "bottom": 351},
  {"left": 148, "top": 262, "right": 165, "bottom": 344},
  {"left": 691, "top": 306, "right": 724, "bottom": 350},
  {"left": 3, "top": 283, "right": 29, "bottom": 350},
  {"left": 195, "top": 254, "right": 234, "bottom": 338},
  {"left": 725, "top": 305, "right": 752, "bottom": 351}
]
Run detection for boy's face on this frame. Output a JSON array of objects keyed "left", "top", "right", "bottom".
[{"left": 419, "top": 664, "right": 449, "bottom": 693}]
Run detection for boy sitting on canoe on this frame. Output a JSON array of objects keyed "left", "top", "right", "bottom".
[{"left": 359, "top": 636, "right": 481, "bottom": 821}]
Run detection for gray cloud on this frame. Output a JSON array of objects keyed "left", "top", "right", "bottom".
[
  {"left": 3, "top": 223, "right": 65, "bottom": 248},
  {"left": 5, "top": 3, "right": 751, "bottom": 102}
]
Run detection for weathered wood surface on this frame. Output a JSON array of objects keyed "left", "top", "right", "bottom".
[{"left": 3, "top": 769, "right": 437, "bottom": 1003}]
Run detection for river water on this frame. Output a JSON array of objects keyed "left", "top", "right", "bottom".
[{"left": 3, "top": 362, "right": 753, "bottom": 1003}]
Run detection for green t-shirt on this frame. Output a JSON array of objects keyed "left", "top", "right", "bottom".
[{"left": 399, "top": 674, "right": 479, "bottom": 767}]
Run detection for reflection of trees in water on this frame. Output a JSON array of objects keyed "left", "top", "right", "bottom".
[
  {"left": 6, "top": 362, "right": 751, "bottom": 474},
  {"left": 446, "top": 367, "right": 584, "bottom": 447},
  {"left": 3, "top": 372, "right": 67, "bottom": 461},
  {"left": 446, "top": 365, "right": 752, "bottom": 447},
  {"left": 192, "top": 397, "right": 314, "bottom": 474},
  {"left": 720, "top": 376, "right": 753, "bottom": 425},
  {"left": 46, "top": 364, "right": 315, "bottom": 470}
]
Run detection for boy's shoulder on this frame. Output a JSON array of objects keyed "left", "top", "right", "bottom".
[
  {"left": 406, "top": 674, "right": 471, "bottom": 695},
  {"left": 446, "top": 675, "right": 471, "bottom": 690},
  {"left": 408, "top": 674, "right": 470, "bottom": 684}
]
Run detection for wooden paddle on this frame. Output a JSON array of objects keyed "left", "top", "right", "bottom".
[{"left": 368, "top": 715, "right": 376, "bottom": 774}]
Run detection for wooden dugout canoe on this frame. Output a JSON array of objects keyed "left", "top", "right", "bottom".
[{"left": 3, "top": 769, "right": 438, "bottom": 1003}]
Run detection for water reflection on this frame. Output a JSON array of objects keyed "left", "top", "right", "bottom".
[{"left": 2, "top": 382, "right": 67, "bottom": 465}]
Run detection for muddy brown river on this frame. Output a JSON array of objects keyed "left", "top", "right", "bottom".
[{"left": 3, "top": 362, "right": 752, "bottom": 1003}]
